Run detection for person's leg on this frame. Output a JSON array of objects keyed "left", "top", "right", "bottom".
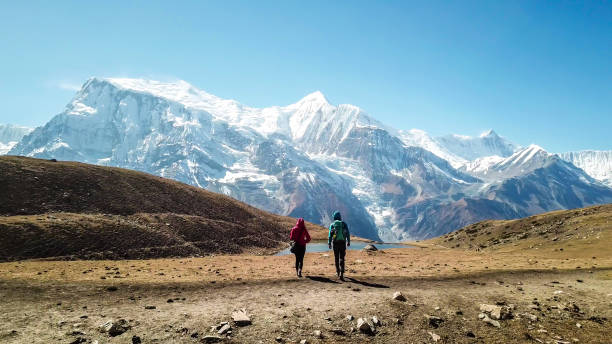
[
  {"left": 297, "top": 245, "right": 305, "bottom": 277},
  {"left": 339, "top": 242, "right": 346, "bottom": 278},
  {"left": 294, "top": 251, "right": 300, "bottom": 276},
  {"left": 333, "top": 242, "right": 340, "bottom": 276}
]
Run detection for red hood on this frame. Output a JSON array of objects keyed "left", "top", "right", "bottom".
[{"left": 292, "top": 218, "right": 305, "bottom": 232}]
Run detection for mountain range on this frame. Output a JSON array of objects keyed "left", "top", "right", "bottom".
[{"left": 4, "top": 78, "right": 612, "bottom": 240}]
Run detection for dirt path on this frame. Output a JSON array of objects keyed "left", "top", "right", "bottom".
[{"left": 1, "top": 248, "right": 611, "bottom": 343}]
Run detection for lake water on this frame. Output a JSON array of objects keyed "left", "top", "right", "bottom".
[{"left": 275, "top": 241, "right": 412, "bottom": 256}]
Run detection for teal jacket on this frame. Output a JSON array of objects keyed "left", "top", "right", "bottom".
[{"left": 328, "top": 211, "right": 350, "bottom": 245}]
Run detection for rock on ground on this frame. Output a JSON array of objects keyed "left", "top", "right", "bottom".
[
  {"left": 480, "top": 314, "right": 501, "bottom": 328},
  {"left": 392, "top": 291, "right": 407, "bottom": 301},
  {"left": 99, "top": 319, "right": 131, "bottom": 337},
  {"left": 202, "top": 336, "right": 223, "bottom": 343},
  {"left": 217, "top": 323, "right": 231, "bottom": 335},
  {"left": 363, "top": 244, "right": 378, "bottom": 251},
  {"left": 232, "top": 309, "right": 251, "bottom": 326},
  {"left": 428, "top": 331, "right": 441, "bottom": 342},
  {"left": 424, "top": 315, "right": 444, "bottom": 328},
  {"left": 479, "top": 303, "right": 513, "bottom": 320},
  {"left": 357, "top": 318, "right": 373, "bottom": 334}
]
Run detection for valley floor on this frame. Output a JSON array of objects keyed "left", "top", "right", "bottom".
[{"left": 0, "top": 246, "right": 611, "bottom": 344}]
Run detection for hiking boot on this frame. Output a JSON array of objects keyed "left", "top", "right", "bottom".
[
  {"left": 298, "top": 269, "right": 302, "bottom": 278},
  {"left": 339, "top": 273, "right": 345, "bottom": 281}
]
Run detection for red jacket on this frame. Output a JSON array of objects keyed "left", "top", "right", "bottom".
[{"left": 289, "top": 218, "right": 311, "bottom": 246}]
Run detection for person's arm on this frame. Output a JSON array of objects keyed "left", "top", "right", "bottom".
[
  {"left": 289, "top": 227, "right": 296, "bottom": 241},
  {"left": 345, "top": 222, "right": 350, "bottom": 246},
  {"left": 304, "top": 228, "right": 311, "bottom": 244},
  {"left": 328, "top": 224, "right": 333, "bottom": 248}
]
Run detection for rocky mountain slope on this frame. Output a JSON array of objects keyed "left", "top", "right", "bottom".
[
  {"left": 7, "top": 78, "right": 612, "bottom": 240},
  {"left": 0, "top": 156, "right": 326, "bottom": 261}
]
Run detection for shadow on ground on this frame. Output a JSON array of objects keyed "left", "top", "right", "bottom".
[
  {"left": 306, "top": 275, "right": 340, "bottom": 284},
  {"left": 346, "top": 277, "right": 389, "bottom": 288}
]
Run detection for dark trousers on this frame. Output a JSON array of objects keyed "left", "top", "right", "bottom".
[
  {"left": 333, "top": 240, "right": 346, "bottom": 274},
  {"left": 294, "top": 244, "right": 306, "bottom": 271}
]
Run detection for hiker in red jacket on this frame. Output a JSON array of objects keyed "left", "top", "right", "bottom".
[{"left": 289, "top": 218, "right": 311, "bottom": 278}]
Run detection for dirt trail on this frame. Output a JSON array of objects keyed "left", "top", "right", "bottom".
[{"left": 1, "top": 247, "right": 611, "bottom": 343}]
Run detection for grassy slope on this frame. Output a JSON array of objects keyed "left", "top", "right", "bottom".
[
  {"left": 428, "top": 203, "right": 611, "bottom": 258},
  {"left": 0, "top": 156, "right": 328, "bottom": 261}
]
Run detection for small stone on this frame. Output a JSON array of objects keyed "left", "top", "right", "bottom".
[
  {"left": 202, "top": 336, "right": 223, "bottom": 343},
  {"left": 145, "top": 305, "right": 156, "bottom": 310},
  {"left": 479, "top": 303, "right": 512, "bottom": 320},
  {"left": 372, "top": 316, "right": 381, "bottom": 326},
  {"left": 466, "top": 331, "right": 476, "bottom": 338},
  {"left": 346, "top": 315, "right": 354, "bottom": 321},
  {"left": 275, "top": 337, "right": 283, "bottom": 342},
  {"left": 522, "top": 313, "right": 538, "bottom": 322},
  {"left": 99, "top": 319, "right": 131, "bottom": 337},
  {"left": 300, "top": 340, "right": 307, "bottom": 344},
  {"left": 576, "top": 323, "right": 582, "bottom": 328},
  {"left": 434, "top": 306, "right": 441, "bottom": 311},
  {"left": 106, "top": 286, "right": 118, "bottom": 292},
  {"left": 428, "top": 332, "right": 441, "bottom": 342},
  {"left": 392, "top": 291, "right": 407, "bottom": 301},
  {"left": 481, "top": 314, "right": 501, "bottom": 328},
  {"left": 167, "top": 299, "right": 174, "bottom": 303},
  {"left": 313, "top": 330, "right": 322, "bottom": 338},
  {"left": 357, "top": 318, "right": 373, "bottom": 334},
  {"left": 132, "top": 336, "right": 142, "bottom": 344},
  {"left": 232, "top": 309, "right": 251, "bottom": 326},
  {"left": 363, "top": 244, "right": 378, "bottom": 251},
  {"left": 425, "top": 315, "right": 444, "bottom": 328},
  {"left": 331, "top": 328, "right": 345, "bottom": 335},
  {"left": 217, "top": 324, "right": 231, "bottom": 335}
]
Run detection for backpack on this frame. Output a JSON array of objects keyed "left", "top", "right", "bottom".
[{"left": 331, "top": 220, "right": 346, "bottom": 241}]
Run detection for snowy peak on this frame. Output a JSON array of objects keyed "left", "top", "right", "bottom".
[
  {"left": 499, "top": 144, "right": 548, "bottom": 167},
  {"left": 82, "top": 77, "right": 245, "bottom": 117},
  {"left": 293, "top": 90, "right": 330, "bottom": 106},
  {"left": 560, "top": 150, "right": 612, "bottom": 187},
  {"left": 469, "top": 144, "right": 555, "bottom": 180},
  {"left": 0, "top": 124, "right": 33, "bottom": 155},
  {"left": 434, "top": 130, "right": 519, "bottom": 162},
  {"left": 479, "top": 129, "right": 498, "bottom": 138}
]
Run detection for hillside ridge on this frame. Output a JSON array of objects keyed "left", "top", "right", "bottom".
[{"left": 0, "top": 156, "right": 327, "bottom": 261}]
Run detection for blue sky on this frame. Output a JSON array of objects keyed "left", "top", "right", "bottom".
[{"left": 0, "top": 1, "right": 610, "bottom": 152}]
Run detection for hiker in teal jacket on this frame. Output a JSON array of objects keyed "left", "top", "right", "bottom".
[{"left": 328, "top": 211, "right": 350, "bottom": 280}]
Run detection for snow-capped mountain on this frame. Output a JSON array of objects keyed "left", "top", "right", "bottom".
[
  {"left": 435, "top": 130, "right": 519, "bottom": 162},
  {"left": 0, "top": 124, "right": 33, "bottom": 155},
  {"left": 7, "top": 77, "right": 612, "bottom": 240},
  {"left": 466, "top": 144, "right": 552, "bottom": 180},
  {"left": 559, "top": 151, "right": 612, "bottom": 187}
]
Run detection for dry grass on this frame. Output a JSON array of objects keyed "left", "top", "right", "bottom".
[
  {"left": 428, "top": 204, "right": 612, "bottom": 258},
  {"left": 0, "top": 156, "right": 330, "bottom": 260}
]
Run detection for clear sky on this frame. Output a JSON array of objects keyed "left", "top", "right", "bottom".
[{"left": 1, "top": 1, "right": 610, "bottom": 152}]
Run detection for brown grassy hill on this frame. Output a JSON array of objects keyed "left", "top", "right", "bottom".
[
  {"left": 429, "top": 204, "right": 611, "bottom": 257},
  {"left": 0, "top": 156, "right": 327, "bottom": 261}
]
